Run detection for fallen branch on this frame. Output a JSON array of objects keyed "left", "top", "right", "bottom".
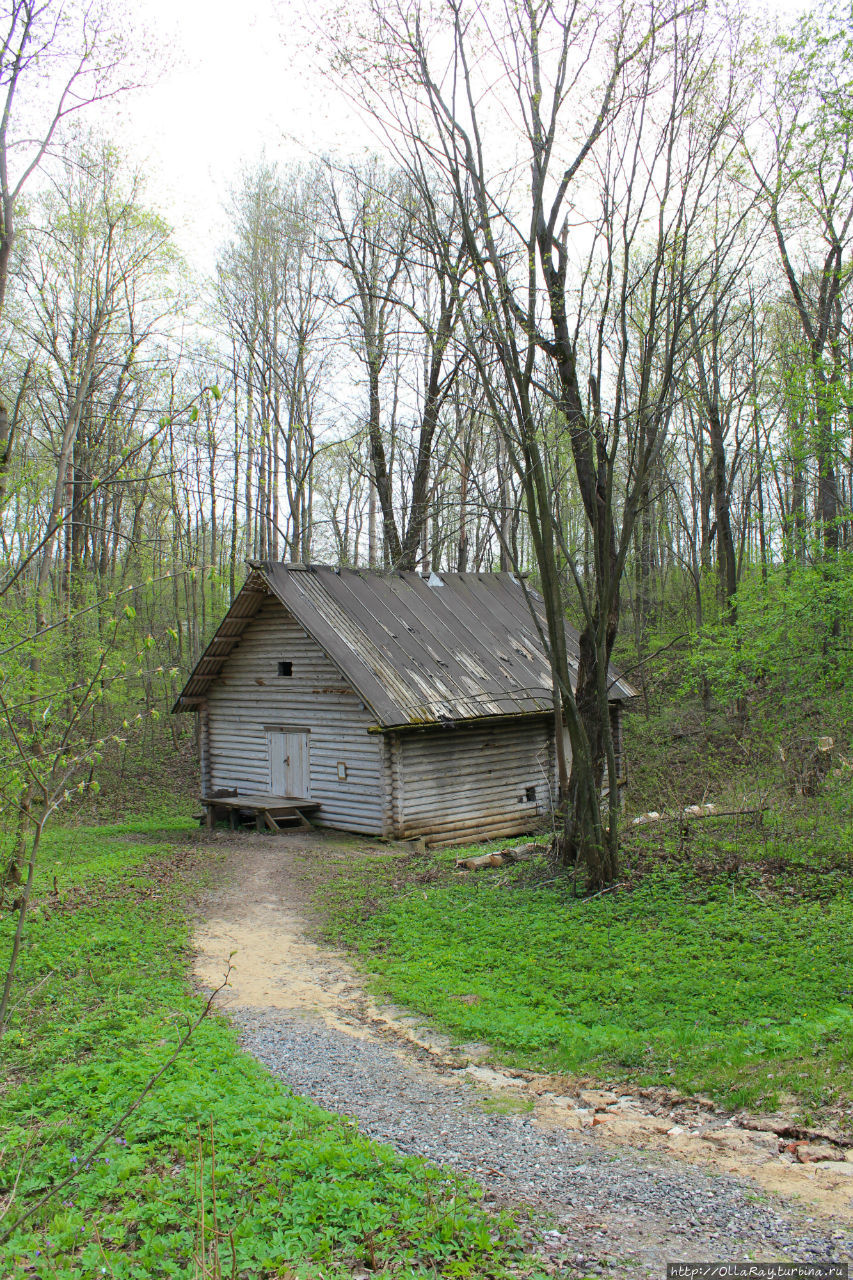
[
  {"left": 630, "top": 807, "right": 766, "bottom": 828},
  {"left": 455, "top": 842, "right": 547, "bottom": 871},
  {"left": 584, "top": 881, "right": 627, "bottom": 901},
  {"left": 455, "top": 853, "right": 506, "bottom": 870}
]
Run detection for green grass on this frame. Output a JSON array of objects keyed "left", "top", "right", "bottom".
[
  {"left": 0, "top": 820, "right": 542, "bottom": 1279},
  {"left": 320, "top": 806, "right": 853, "bottom": 1124}
]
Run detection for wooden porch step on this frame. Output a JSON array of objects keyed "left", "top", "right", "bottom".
[{"left": 201, "top": 793, "right": 320, "bottom": 833}]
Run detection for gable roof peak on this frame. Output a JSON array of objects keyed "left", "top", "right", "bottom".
[{"left": 174, "top": 561, "right": 636, "bottom": 720}]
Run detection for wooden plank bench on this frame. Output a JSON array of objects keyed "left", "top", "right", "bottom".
[{"left": 201, "top": 792, "right": 321, "bottom": 832}]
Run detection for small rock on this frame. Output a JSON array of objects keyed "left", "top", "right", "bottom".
[
  {"left": 814, "top": 1161, "right": 853, "bottom": 1178},
  {"left": 595, "top": 1114, "right": 671, "bottom": 1138},
  {"left": 580, "top": 1089, "right": 619, "bottom": 1108},
  {"left": 797, "top": 1142, "right": 843, "bottom": 1164},
  {"left": 747, "top": 1131, "right": 783, "bottom": 1154},
  {"left": 632, "top": 811, "right": 662, "bottom": 825},
  {"left": 550, "top": 1112, "right": 586, "bottom": 1131},
  {"left": 703, "top": 1128, "right": 766, "bottom": 1153}
]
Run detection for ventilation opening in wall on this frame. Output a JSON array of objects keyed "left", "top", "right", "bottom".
[
  {"left": 524, "top": 786, "right": 537, "bottom": 803},
  {"left": 278, "top": 661, "right": 293, "bottom": 677}
]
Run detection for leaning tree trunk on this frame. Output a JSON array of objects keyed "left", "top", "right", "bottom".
[
  {"left": 552, "top": 611, "right": 620, "bottom": 891},
  {"left": 535, "top": 224, "right": 625, "bottom": 891},
  {"left": 708, "top": 399, "right": 737, "bottom": 624},
  {"left": 814, "top": 366, "right": 839, "bottom": 558}
]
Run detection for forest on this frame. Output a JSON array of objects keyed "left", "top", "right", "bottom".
[{"left": 1, "top": 0, "right": 852, "bottom": 1275}]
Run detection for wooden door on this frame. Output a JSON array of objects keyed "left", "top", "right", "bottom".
[{"left": 268, "top": 731, "right": 310, "bottom": 798}]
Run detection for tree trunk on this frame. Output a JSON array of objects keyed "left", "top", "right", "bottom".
[
  {"left": 537, "top": 235, "right": 623, "bottom": 890},
  {"left": 754, "top": 412, "right": 768, "bottom": 582},
  {"left": 708, "top": 400, "right": 737, "bottom": 623},
  {"left": 814, "top": 367, "right": 839, "bottom": 557},
  {"left": 552, "top": 606, "right": 620, "bottom": 890},
  {"left": 368, "top": 453, "right": 378, "bottom": 568},
  {"left": 367, "top": 358, "right": 403, "bottom": 565},
  {"left": 0, "top": 400, "right": 12, "bottom": 510},
  {"left": 636, "top": 474, "right": 653, "bottom": 656},
  {"left": 497, "top": 435, "right": 510, "bottom": 572},
  {"left": 457, "top": 445, "right": 469, "bottom": 572}
]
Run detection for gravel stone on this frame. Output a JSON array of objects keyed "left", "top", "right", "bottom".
[
  {"left": 235, "top": 1006, "right": 853, "bottom": 1277},
  {"left": 191, "top": 830, "right": 853, "bottom": 1278}
]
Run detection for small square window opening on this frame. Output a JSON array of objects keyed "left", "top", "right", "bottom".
[
  {"left": 337, "top": 761, "right": 348, "bottom": 780},
  {"left": 278, "top": 661, "right": 293, "bottom": 677},
  {"left": 525, "top": 786, "right": 537, "bottom": 803}
]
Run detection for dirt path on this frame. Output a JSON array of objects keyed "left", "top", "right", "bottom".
[{"left": 192, "top": 829, "right": 853, "bottom": 1277}]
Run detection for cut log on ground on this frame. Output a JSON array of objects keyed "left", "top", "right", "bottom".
[
  {"left": 504, "top": 842, "right": 547, "bottom": 861},
  {"left": 455, "top": 852, "right": 506, "bottom": 870},
  {"left": 454, "top": 842, "right": 547, "bottom": 871}
]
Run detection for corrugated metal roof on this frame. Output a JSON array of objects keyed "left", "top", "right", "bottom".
[{"left": 173, "top": 564, "right": 637, "bottom": 724}]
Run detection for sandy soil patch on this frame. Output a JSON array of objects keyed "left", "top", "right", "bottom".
[{"left": 191, "top": 827, "right": 853, "bottom": 1227}]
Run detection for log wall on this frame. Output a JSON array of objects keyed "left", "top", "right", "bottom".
[
  {"left": 390, "top": 718, "right": 557, "bottom": 845},
  {"left": 201, "top": 596, "right": 617, "bottom": 846},
  {"left": 205, "top": 597, "right": 385, "bottom": 833}
]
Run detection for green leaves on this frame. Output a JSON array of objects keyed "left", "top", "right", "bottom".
[
  {"left": 691, "top": 556, "right": 853, "bottom": 745},
  {"left": 327, "top": 845, "right": 853, "bottom": 1115},
  {"left": 1, "top": 821, "right": 538, "bottom": 1280}
]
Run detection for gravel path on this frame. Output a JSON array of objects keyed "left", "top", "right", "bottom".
[
  {"left": 236, "top": 1008, "right": 852, "bottom": 1277},
  {"left": 192, "top": 829, "right": 853, "bottom": 1277}
]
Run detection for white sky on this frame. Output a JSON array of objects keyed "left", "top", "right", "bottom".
[
  {"left": 103, "top": 0, "right": 377, "bottom": 273},
  {"left": 93, "top": 0, "right": 803, "bottom": 279}
]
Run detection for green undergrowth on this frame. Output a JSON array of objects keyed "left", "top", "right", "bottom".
[
  {"left": 320, "top": 791, "right": 853, "bottom": 1127},
  {"left": 1, "top": 820, "right": 543, "bottom": 1279}
]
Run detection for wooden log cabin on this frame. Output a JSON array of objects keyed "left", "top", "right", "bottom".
[{"left": 173, "top": 564, "right": 636, "bottom": 845}]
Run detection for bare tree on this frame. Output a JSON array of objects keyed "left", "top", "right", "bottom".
[
  {"left": 19, "top": 137, "right": 175, "bottom": 624},
  {"left": 217, "top": 162, "right": 331, "bottom": 563},
  {"left": 748, "top": 5, "right": 853, "bottom": 557},
  {"left": 323, "top": 157, "right": 469, "bottom": 569},
  {"left": 0, "top": 0, "right": 138, "bottom": 493},
  {"left": 683, "top": 215, "right": 764, "bottom": 623},
  {"left": 337, "top": 0, "right": 751, "bottom": 886}
]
